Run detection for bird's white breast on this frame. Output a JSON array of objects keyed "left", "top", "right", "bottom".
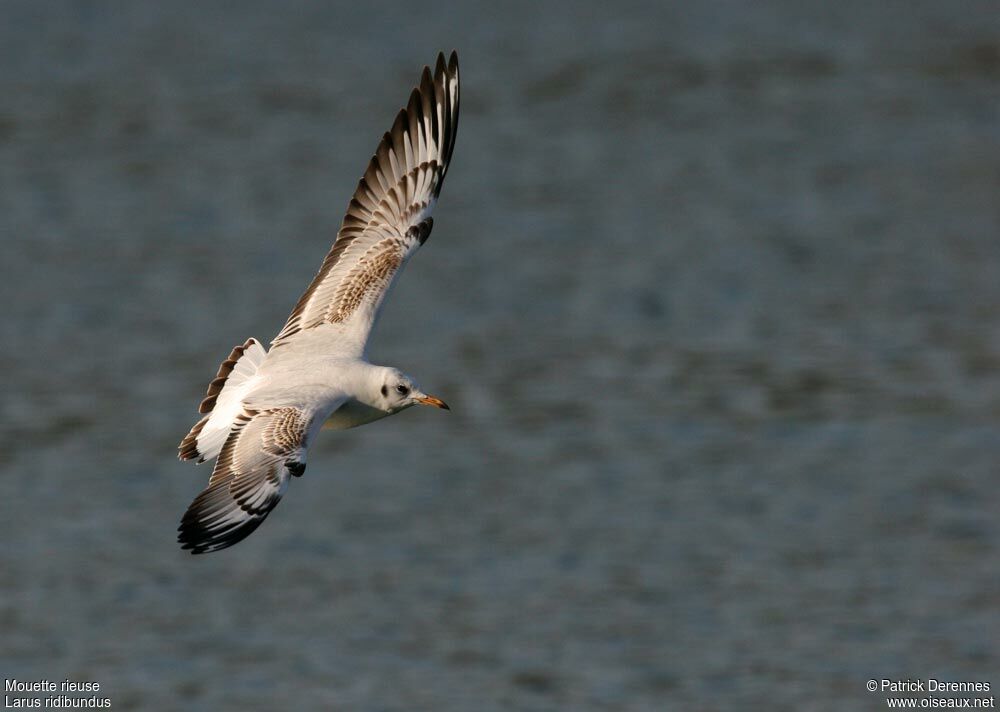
[{"left": 322, "top": 399, "right": 390, "bottom": 430}]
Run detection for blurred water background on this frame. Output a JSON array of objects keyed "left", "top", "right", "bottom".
[{"left": 1, "top": 1, "right": 998, "bottom": 710}]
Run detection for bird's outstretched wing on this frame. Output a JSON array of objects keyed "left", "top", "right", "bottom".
[
  {"left": 272, "top": 51, "right": 460, "bottom": 355},
  {"left": 178, "top": 406, "right": 319, "bottom": 554}
]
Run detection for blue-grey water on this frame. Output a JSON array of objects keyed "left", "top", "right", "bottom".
[{"left": 2, "top": 2, "right": 998, "bottom": 710}]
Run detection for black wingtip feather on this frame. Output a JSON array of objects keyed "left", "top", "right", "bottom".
[
  {"left": 389, "top": 108, "right": 408, "bottom": 143},
  {"left": 179, "top": 514, "right": 269, "bottom": 555},
  {"left": 177, "top": 493, "right": 274, "bottom": 555}
]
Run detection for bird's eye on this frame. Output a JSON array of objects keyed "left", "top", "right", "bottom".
[{"left": 396, "top": 384, "right": 409, "bottom": 396}]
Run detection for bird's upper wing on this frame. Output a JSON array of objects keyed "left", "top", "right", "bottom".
[
  {"left": 178, "top": 404, "right": 328, "bottom": 554},
  {"left": 271, "top": 51, "right": 460, "bottom": 355}
]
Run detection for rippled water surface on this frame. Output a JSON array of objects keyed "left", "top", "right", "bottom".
[{"left": 2, "top": 2, "right": 998, "bottom": 710}]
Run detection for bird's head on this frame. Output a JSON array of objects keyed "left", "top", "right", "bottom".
[{"left": 376, "top": 367, "right": 450, "bottom": 414}]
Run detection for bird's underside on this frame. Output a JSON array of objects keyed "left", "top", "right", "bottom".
[{"left": 176, "top": 51, "right": 460, "bottom": 554}]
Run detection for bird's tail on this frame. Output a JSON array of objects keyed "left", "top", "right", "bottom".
[{"left": 178, "top": 338, "right": 267, "bottom": 463}]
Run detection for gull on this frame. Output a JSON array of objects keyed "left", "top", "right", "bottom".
[{"left": 176, "top": 52, "right": 460, "bottom": 554}]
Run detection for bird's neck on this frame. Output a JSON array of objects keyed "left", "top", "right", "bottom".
[
  {"left": 332, "top": 360, "right": 388, "bottom": 409},
  {"left": 322, "top": 362, "right": 393, "bottom": 431}
]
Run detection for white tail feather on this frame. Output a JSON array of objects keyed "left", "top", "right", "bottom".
[{"left": 178, "top": 338, "right": 267, "bottom": 463}]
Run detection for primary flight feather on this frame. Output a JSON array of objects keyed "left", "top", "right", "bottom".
[{"left": 177, "top": 51, "right": 460, "bottom": 554}]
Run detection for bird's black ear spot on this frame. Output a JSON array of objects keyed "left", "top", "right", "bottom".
[
  {"left": 286, "top": 461, "right": 306, "bottom": 478},
  {"left": 381, "top": 385, "right": 388, "bottom": 397}
]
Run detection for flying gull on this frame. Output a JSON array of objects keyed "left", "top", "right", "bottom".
[{"left": 177, "top": 52, "right": 460, "bottom": 554}]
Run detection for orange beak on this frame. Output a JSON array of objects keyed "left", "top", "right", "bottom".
[{"left": 416, "top": 394, "right": 450, "bottom": 410}]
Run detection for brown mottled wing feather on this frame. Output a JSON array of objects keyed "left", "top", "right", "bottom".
[
  {"left": 272, "top": 51, "right": 460, "bottom": 352},
  {"left": 178, "top": 407, "right": 311, "bottom": 554}
]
